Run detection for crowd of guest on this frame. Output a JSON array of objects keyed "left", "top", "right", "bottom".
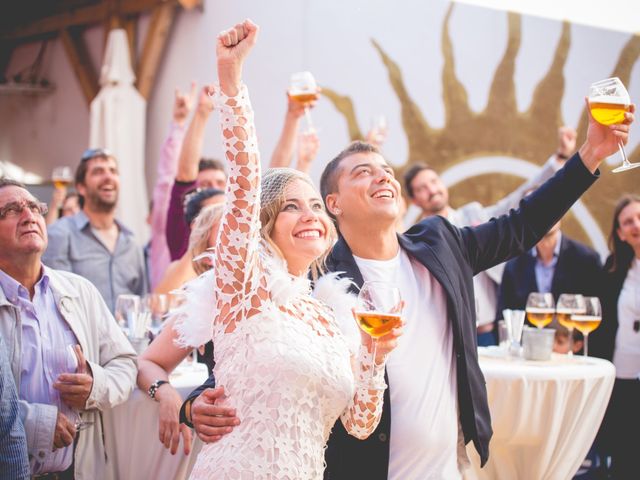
[{"left": 0, "top": 19, "right": 638, "bottom": 480}]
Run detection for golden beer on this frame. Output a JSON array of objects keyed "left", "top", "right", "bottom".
[
  {"left": 526, "top": 307, "right": 554, "bottom": 329},
  {"left": 355, "top": 311, "right": 401, "bottom": 338},
  {"left": 571, "top": 315, "right": 601, "bottom": 335},
  {"left": 289, "top": 91, "right": 318, "bottom": 105},
  {"left": 53, "top": 179, "right": 71, "bottom": 189},
  {"left": 556, "top": 309, "right": 576, "bottom": 330},
  {"left": 589, "top": 99, "right": 630, "bottom": 126}
]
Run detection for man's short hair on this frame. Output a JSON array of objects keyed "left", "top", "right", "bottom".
[
  {"left": 198, "top": 158, "right": 226, "bottom": 173},
  {"left": 0, "top": 178, "right": 26, "bottom": 191},
  {"left": 319, "top": 141, "right": 380, "bottom": 204},
  {"left": 403, "top": 163, "right": 435, "bottom": 199},
  {"left": 75, "top": 149, "right": 114, "bottom": 186}
]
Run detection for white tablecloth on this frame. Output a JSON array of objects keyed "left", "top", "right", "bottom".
[
  {"left": 464, "top": 348, "right": 615, "bottom": 480},
  {"left": 103, "top": 365, "right": 209, "bottom": 480}
]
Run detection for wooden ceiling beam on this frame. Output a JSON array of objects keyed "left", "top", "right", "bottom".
[
  {"left": 2, "top": 0, "right": 179, "bottom": 43},
  {"left": 123, "top": 16, "right": 138, "bottom": 71},
  {"left": 60, "top": 27, "right": 99, "bottom": 107},
  {"left": 136, "top": 2, "right": 176, "bottom": 100}
]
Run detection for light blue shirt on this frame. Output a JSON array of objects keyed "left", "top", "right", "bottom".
[
  {"left": 530, "top": 234, "right": 562, "bottom": 294},
  {"left": 0, "top": 268, "right": 77, "bottom": 474},
  {"left": 42, "top": 210, "right": 148, "bottom": 313}
]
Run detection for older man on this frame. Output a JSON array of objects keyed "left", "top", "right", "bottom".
[
  {"left": 43, "top": 149, "right": 147, "bottom": 313},
  {"left": 0, "top": 178, "right": 136, "bottom": 479}
]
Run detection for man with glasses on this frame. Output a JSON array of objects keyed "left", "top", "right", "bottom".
[
  {"left": 43, "top": 149, "right": 148, "bottom": 313},
  {"left": 0, "top": 178, "right": 136, "bottom": 479}
]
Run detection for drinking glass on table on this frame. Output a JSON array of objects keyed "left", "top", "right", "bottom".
[
  {"left": 288, "top": 71, "right": 319, "bottom": 133},
  {"left": 142, "top": 293, "right": 169, "bottom": 337},
  {"left": 556, "top": 294, "right": 586, "bottom": 357},
  {"left": 588, "top": 77, "right": 637, "bottom": 172},
  {"left": 354, "top": 281, "right": 403, "bottom": 378},
  {"left": 51, "top": 344, "right": 93, "bottom": 432},
  {"left": 114, "top": 294, "right": 140, "bottom": 336},
  {"left": 526, "top": 292, "right": 555, "bottom": 329},
  {"left": 571, "top": 296, "right": 602, "bottom": 357},
  {"left": 51, "top": 166, "right": 74, "bottom": 189}
]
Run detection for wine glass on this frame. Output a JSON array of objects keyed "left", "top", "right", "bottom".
[
  {"left": 50, "top": 344, "right": 94, "bottom": 432},
  {"left": 525, "top": 292, "right": 555, "bottom": 329},
  {"left": 114, "top": 294, "right": 140, "bottom": 336},
  {"left": 354, "top": 281, "right": 402, "bottom": 378},
  {"left": 556, "top": 294, "right": 586, "bottom": 357},
  {"left": 142, "top": 293, "right": 169, "bottom": 337},
  {"left": 52, "top": 166, "right": 74, "bottom": 189},
  {"left": 571, "top": 296, "right": 601, "bottom": 357},
  {"left": 369, "top": 114, "right": 388, "bottom": 146},
  {"left": 288, "top": 71, "right": 319, "bottom": 132},
  {"left": 588, "top": 77, "right": 637, "bottom": 173}
]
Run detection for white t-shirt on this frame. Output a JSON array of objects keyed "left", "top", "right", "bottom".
[
  {"left": 354, "top": 249, "right": 461, "bottom": 480},
  {"left": 613, "top": 258, "right": 640, "bottom": 379}
]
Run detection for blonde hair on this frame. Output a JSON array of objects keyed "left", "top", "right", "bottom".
[
  {"left": 188, "top": 203, "right": 224, "bottom": 275},
  {"left": 259, "top": 168, "right": 337, "bottom": 279}
]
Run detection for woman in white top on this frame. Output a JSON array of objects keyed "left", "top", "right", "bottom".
[
  {"left": 175, "top": 20, "right": 402, "bottom": 479},
  {"left": 593, "top": 194, "right": 640, "bottom": 477}
]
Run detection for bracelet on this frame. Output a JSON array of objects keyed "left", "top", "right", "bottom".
[{"left": 148, "top": 380, "right": 169, "bottom": 400}]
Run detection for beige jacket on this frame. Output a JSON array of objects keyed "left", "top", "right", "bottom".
[{"left": 0, "top": 266, "right": 136, "bottom": 480}]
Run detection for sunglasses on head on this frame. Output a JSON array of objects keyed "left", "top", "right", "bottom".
[{"left": 81, "top": 148, "right": 113, "bottom": 162}]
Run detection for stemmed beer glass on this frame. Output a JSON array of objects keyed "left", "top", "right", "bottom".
[
  {"left": 556, "top": 294, "right": 585, "bottom": 357},
  {"left": 51, "top": 344, "right": 93, "bottom": 432},
  {"left": 588, "top": 77, "right": 638, "bottom": 172},
  {"left": 354, "top": 281, "right": 402, "bottom": 378},
  {"left": 288, "top": 71, "right": 319, "bottom": 132},
  {"left": 525, "top": 292, "right": 555, "bottom": 329},
  {"left": 571, "top": 296, "right": 602, "bottom": 357}
]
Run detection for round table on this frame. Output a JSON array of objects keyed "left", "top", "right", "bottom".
[
  {"left": 102, "top": 364, "right": 209, "bottom": 480},
  {"left": 464, "top": 348, "right": 615, "bottom": 480}
]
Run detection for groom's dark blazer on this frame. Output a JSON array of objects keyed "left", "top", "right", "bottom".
[{"left": 181, "top": 154, "right": 598, "bottom": 479}]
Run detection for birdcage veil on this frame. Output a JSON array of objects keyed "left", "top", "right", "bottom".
[{"left": 259, "top": 167, "right": 336, "bottom": 279}]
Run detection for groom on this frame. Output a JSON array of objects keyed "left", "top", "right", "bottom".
[{"left": 183, "top": 104, "right": 634, "bottom": 478}]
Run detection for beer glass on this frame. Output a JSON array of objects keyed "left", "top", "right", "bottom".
[
  {"left": 114, "top": 294, "right": 140, "bottom": 336},
  {"left": 588, "top": 77, "right": 638, "bottom": 173},
  {"left": 289, "top": 71, "right": 318, "bottom": 132},
  {"left": 525, "top": 292, "right": 555, "bottom": 329},
  {"left": 556, "top": 294, "right": 585, "bottom": 357},
  {"left": 355, "top": 281, "right": 402, "bottom": 378},
  {"left": 52, "top": 166, "right": 74, "bottom": 189},
  {"left": 571, "top": 296, "right": 601, "bottom": 357}
]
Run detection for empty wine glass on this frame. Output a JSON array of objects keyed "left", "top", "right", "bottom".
[
  {"left": 588, "top": 77, "right": 637, "bottom": 173},
  {"left": 288, "top": 71, "right": 318, "bottom": 132},
  {"left": 142, "top": 293, "right": 169, "bottom": 337},
  {"left": 354, "top": 281, "right": 403, "bottom": 378},
  {"left": 114, "top": 294, "right": 140, "bottom": 336}
]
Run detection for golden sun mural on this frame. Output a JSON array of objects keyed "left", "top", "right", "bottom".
[{"left": 323, "top": 4, "right": 640, "bottom": 250}]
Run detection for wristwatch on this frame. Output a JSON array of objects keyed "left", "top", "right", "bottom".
[{"left": 148, "top": 380, "right": 169, "bottom": 400}]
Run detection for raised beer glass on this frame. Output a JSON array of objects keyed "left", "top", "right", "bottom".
[
  {"left": 52, "top": 166, "right": 74, "bottom": 189},
  {"left": 588, "top": 77, "right": 638, "bottom": 173},
  {"left": 289, "top": 71, "right": 318, "bottom": 132},
  {"left": 556, "top": 293, "right": 585, "bottom": 357},
  {"left": 571, "top": 296, "right": 602, "bottom": 357},
  {"left": 525, "top": 292, "right": 555, "bottom": 329},
  {"left": 355, "top": 281, "right": 402, "bottom": 378}
]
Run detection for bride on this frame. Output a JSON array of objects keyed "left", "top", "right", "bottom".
[{"left": 175, "top": 19, "right": 403, "bottom": 480}]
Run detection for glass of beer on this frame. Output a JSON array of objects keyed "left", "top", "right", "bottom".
[
  {"left": 588, "top": 77, "right": 637, "bottom": 173},
  {"left": 52, "top": 166, "right": 74, "bottom": 189},
  {"left": 525, "top": 292, "right": 555, "bottom": 329},
  {"left": 571, "top": 296, "right": 601, "bottom": 357},
  {"left": 289, "top": 71, "right": 319, "bottom": 132},
  {"left": 556, "top": 294, "right": 586, "bottom": 357},
  {"left": 355, "top": 281, "right": 402, "bottom": 378}
]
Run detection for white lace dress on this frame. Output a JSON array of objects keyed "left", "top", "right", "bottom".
[{"left": 185, "top": 85, "right": 387, "bottom": 480}]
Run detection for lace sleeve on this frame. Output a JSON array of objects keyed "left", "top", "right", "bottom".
[
  {"left": 213, "top": 85, "right": 265, "bottom": 333},
  {"left": 340, "top": 346, "right": 387, "bottom": 439}
]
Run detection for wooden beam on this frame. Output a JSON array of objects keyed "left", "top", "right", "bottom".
[
  {"left": 136, "top": 2, "right": 176, "bottom": 100},
  {"left": 59, "top": 28, "right": 99, "bottom": 107},
  {"left": 123, "top": 16, "right": 138, "bottom": 70},
  {"left": 2, "top": 0, "right": 178, "bottom": 43}
]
